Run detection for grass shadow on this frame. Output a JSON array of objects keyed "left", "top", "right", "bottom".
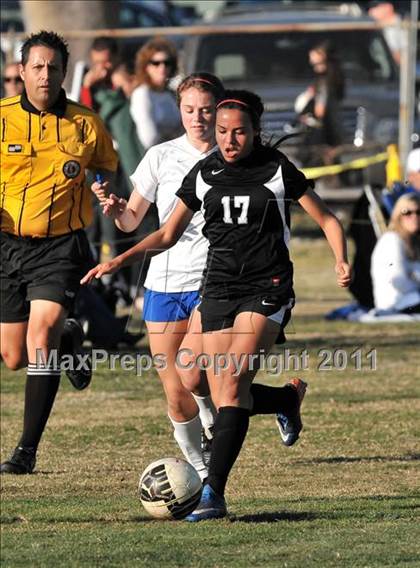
[
  {"left": 0, "top": 516, "right": 29, "bottom": 525},
  {"left": 230, "top": 511, "right": 321, "bottom": 523},
  {"left": 282, "top": 336, "right": 420, "bottom": 349},
  {"left": 296, "top": 453, "right": 420, "bottom": 465}
]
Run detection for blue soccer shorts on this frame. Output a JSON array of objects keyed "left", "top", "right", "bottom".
[{"left": 143, "top": 289, "right": 201, "bottom": 322}]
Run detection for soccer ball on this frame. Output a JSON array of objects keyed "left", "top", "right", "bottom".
[{"left": 138, "top": 457, "right": 202, "bottom": 520}]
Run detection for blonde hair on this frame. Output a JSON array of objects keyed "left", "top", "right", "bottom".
[
  {"left": 134, "top": 36, "right": 177, "bottom": 89},
  {"left": 389, "top": 193, "right": 420, "bottom": 260}
]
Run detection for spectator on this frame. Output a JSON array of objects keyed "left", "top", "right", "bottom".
[
  {"left": 79, "top": 39, "right": 132, "bottom": 295},
  {"left": 295, "top": 40, "right": 345, "bottom": 167},
  {"left": 382, "top": 146, "right": 420, "bottom": 216},
  {"left": 368, "top": 1, "right": 405, "bottom": 65},
  {"left": 328, "top": 145, "right": 420, "bottom": 320},
  {"left": 130, "top": 36, "right": 182, "bottom": 149},
  {"left": 406, "top": 147, "right": 420, "bottom": 190},
  {"left": 371, "top": 194, "right": 420, "bottom": 314},
  {"left": 96, "top": 60, "right": 145, "bottom": 184},
  {"left": 95, "top": 59, "right": 159, "bottom": 300},
  {"left": 2, "top": 61, "right": 24, "bottom": 98},
  {"left": 80, "top": 37, "right": 119, "bottom": 112},
  {"left": 111, "top": 59, "right": 137, "bottom": 98}
]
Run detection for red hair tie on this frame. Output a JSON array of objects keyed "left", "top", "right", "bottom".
[
  {"left": 217, "top": 99, "right": 250, "bottom": 109},
  {"left": 193, "top": 78, "right": 214, "bottom": 86}
]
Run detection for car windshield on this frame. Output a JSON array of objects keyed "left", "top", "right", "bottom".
[{"left": 196, "top": 30, "right": 396, "bottom": 83}]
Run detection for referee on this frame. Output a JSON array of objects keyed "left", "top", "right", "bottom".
[{"left": 0, "top": 31, "right": 118, "bottom": 474}]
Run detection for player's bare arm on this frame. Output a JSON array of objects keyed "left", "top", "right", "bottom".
[
  {"left": 91, "top": 180, "right": 152, "bottom": 231},
  {"left": 298, "top": 188, "right": 351, "bottom": 288},
  {"left": 81, "top": 201, "right": 194, "bottom": 284},
  {"left": 111, "top": 190, "right": 152, "bottom": 232}
]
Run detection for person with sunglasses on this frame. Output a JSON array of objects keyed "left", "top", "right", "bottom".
[
  {"left": 371, "top": 193, "right": 420, "bottom": 315},
  {"left": 2, "top": 62, "right": 24, "bottom": 98},
  {"left": 130, "top": 36, "right": 182, "bottom": 150},
  {"left": 82, "top": 89, "right": 351, "bottom": 519}
]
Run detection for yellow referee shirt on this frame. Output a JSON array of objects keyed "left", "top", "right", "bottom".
[{"left": 0, "top": 89, "right": 118, "bottom": 238}]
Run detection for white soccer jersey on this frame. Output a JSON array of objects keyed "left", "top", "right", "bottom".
[{"left": 130, "top": 134, "right": 214, "bottom": 292}]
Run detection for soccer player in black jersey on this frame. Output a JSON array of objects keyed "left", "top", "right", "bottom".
[{"left": 82, "top": 90, "right": 351, "bottom": 521}]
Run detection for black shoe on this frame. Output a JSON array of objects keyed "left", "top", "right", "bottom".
[
  {"left": 275, "top": 378, "right": 307, "bottom": 447},
  {"left": 0, "top": 446, "right": 36, "bottom": 474},
  {"left": 201, "top": 426, "right": 214, "bottom": 469},
  {"left": 61, "top": 318, "right": 92, "bottom": 390}
]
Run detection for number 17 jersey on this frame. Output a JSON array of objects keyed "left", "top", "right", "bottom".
[{"left": 176, "top": 145, "right": 312, "bottom": 300}]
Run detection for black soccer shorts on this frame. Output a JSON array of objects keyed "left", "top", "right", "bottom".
[
  {"left": 199, "top": 294, "right": 295, "bottom": 333},
  {"left": 0, "top": 230, "right": 93, "bottom": 323}
]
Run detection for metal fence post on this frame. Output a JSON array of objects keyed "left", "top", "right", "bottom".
[{"left": 398, "top": 4, "right": 418, "bottom": 177}]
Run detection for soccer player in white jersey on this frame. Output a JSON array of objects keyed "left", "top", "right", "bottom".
[
  {"left": 91, "top": 73, "right": 225, "bottom": 481},
  {"left": 85, "top": 89, "right": 351, "bottom": 520}
]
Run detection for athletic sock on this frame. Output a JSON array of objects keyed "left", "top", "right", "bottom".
[
  {"left": 18, "top": 363, "right": 61, "bottom": 450},
  {"left": 169, "top": 413, "right": 208, "bottom": 482},
  {"left": 249, "top": 383, "right": 298, "bottom": 416},
  {"left": 191, "top": 393, "right": 217, "bottom": 430},
  {"left": 207, "top": 406, "right": 249, "bottom": 497}
]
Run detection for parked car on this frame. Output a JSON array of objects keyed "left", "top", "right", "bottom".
[
  {"left": 182, "top": 3, "right": 400, "bottom": 190},
  {"left": 68, "top": 1, "right": 186, "bottom": 102},
  {"left": 116, "top": 0, "right": 186, "bottom": 60}
]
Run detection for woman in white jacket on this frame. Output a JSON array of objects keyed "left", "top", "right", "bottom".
[
  {"left": 371, "top": 194, "right": 420, "bottom": 314},
  {"left": 130, "top": 36, "right": 182, "bottom": 149}
]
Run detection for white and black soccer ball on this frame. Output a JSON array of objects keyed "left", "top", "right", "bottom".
[{"left": 138, "top": 457, "right": 202, "bottom": 520}]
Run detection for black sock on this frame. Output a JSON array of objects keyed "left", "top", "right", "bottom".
[
  {"left": 249, "top": 383, "right": 298, "bottom": 416},
  {"left": 19, "top": 364, "right": 61, "bottom": 451},
  {"left": 59, "top": 322, "right": 73, "bottom": 357},
  {"left": 207, "top": 406, "right": 249, "bottom": 497}
]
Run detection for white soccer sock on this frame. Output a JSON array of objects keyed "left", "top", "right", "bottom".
[
  {"left": 169, "top": 413, "right": 208, "bottom": 481},
  {"left": 191, "top": 394, "right": 217, "bottom": 430}
]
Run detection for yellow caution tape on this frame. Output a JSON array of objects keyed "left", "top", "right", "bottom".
[
  {"left": 301, "top": 151, "right": 388, "bottom": 179},
  {"left": 385, "top": 144, "right": 402, "bottom": 187}
]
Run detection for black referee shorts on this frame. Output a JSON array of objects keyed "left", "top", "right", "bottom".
[
  {"left": 199, "top": 294, "right": 295, "bottom": 334},
  {"left": 1, "top": 230, "right": 93, "bottom": 323}
]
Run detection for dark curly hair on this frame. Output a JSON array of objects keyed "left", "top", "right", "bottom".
[
  {"left": 216, "top": 89, "right": 303, "bottom": 151},
  {"left": 216, "top": 89, "right": 264, "bottom": 131}
]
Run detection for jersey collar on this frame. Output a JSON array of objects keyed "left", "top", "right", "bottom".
[
  {"left": 181, "top": 134, "right": 217, "bottom": 158},
  {"left": 20, "top": 88, "right": 67, "bottom": 117}
]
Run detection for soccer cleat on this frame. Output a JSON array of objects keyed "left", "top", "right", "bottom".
[
  {"left": 61, "top": 318, "right": 92, "bottom": 390},
  {"left": 201, "top": 426, "right": 213, "bottom": 469},
  {"left": 185, "top": 484, "right": 227, "bottom": 522},
  {"left": 276, "top": 378, "right": 307, "bottom": 447},
  {"left": 0, "top": 446, "right": 36, "bottom": 475}
]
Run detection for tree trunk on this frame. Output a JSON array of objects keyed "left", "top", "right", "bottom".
[{"left": 21, "top": 0, "right": 120, "bottom": 90}]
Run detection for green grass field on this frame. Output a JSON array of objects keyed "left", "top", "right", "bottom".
[{"left": 1, "top": 238, "right": 420, "bottom": 567}]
